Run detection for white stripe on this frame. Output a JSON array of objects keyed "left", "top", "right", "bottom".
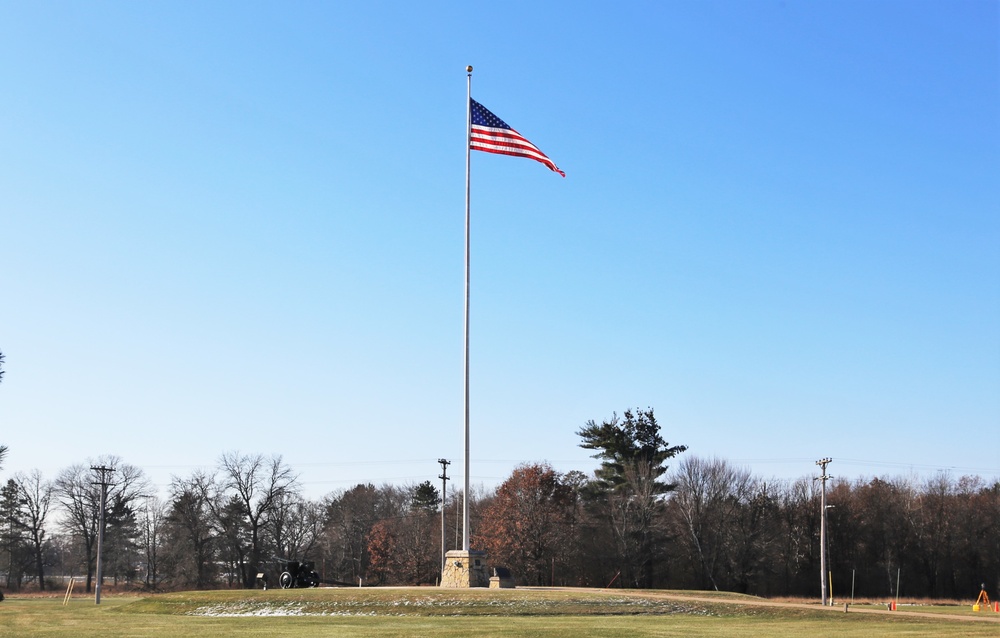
[{"left": 471, "top": 141, "right": 553, "bottom": 164}]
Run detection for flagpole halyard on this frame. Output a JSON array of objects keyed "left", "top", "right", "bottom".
[{"left": 462, "top": 64, "right": 472, "bottom": 552}]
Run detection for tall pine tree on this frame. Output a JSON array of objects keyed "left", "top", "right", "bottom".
[{"left": 577, "top": 408, "right": 687, "bottom": 588}]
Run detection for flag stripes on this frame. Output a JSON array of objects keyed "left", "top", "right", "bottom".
[{"left": 469, "top": 98, "right": 564, "bottom": 177}]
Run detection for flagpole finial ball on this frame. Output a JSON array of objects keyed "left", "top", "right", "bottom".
[{"left": 466, "top": 65, "right": 473, "bottom": 73}]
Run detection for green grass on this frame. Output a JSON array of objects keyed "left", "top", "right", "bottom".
[{"left": 1, "top": 588, "right": 998, "bottom": 637}]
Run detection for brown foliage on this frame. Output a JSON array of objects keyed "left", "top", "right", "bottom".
[{"left": 474, "top": 463, "right": 577, "bottom": 585}]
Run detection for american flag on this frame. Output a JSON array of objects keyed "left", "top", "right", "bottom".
[{"left": 469, "top": 98, "right": 565, "bottom": 177}]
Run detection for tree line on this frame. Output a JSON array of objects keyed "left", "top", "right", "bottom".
[{"left": 0, "top": 408, "right": 997, "bottom": 600}]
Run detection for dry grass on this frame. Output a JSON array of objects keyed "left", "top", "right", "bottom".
[
  {"left": 769, "top": 595, "right": 972, "bottom": 606},
  {"left": 1, "top": 587, "right": 998, "bottom": 638}
]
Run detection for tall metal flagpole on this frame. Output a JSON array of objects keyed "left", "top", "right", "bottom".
[{"left": 463, "top": 65, "right": 472, "bottom": 552}]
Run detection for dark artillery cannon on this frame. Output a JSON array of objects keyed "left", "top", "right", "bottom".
[
  {"left": 278, "top": 560, "right": 320, "bottom": 589},
  {"left": 258, "top": 555, "right": 354, "bottom": 589},
  {"left": 257, "top": 556, "right": 321, "bottom": 589}
]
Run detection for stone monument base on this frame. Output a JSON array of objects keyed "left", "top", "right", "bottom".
[
  {"left": 440, "top": 549, "right": 490, "bottom": 588},
  {"left": 489, "top": 566, "right": 515, "bottom": 589}
]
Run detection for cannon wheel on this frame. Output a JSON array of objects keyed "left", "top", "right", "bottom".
[{"left": 279, "top": 571, "right": 294, "bottom": 589}]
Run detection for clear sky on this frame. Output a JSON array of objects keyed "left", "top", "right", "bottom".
[{"left": 1, "top": 1, "right": 997, "bottom": 500}]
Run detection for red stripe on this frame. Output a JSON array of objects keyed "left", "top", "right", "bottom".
[
  {"left": 471, "top": 129, "right": 546, "bottom": 156},
  {"left": 472, "top": 140, "right": 548, "bottom": 161},
  {"left": 471, "top": 140, "right": 543, "bottom": 156},
  {"left": 471, "top": 145, "right": 564, "bottom": 176},
  {"left": 471, "top": 131, "right": 534, "bottom": 149},
  {"left": 470, "top": 125, "right": 565, "bottom": 177},
  {"left": 475, "top": 145, "right": 560, "bottom": 170}
]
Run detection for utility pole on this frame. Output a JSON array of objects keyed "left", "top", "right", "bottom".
[
  {"left": 815, "top": 457, "right": 832, "bottom": 606},
  {"left": 91, "top": 465, "right": 114, "bottom": 606},
  {"left": 438, "top": 459, "right": 450, "bottom": 572}
]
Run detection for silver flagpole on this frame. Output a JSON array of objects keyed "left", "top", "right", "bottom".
[{"left": 463, "top": 65, "right": 472, "bottom": 551}]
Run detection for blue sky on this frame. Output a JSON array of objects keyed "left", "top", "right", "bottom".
[{"left": 1, "top": 1, "right": 997, "bottom": 500}]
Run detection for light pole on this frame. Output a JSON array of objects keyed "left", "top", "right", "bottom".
[{"left": 815, "top": 458, "right": 832, "bottom": 606}]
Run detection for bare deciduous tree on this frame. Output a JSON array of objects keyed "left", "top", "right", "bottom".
[
  {"left": 54, "top": 457, "right": 148, "bottom": 592},
  {"left": 215, "top": 452, "right": 298, "bottom": 588},
  {"left": 322, "top": 483, "right": 408, "bottom": 585},
  {"left": 266, "top": 493, "right": 323, "bottom": 566},
  {"left": 671, "top": 456, "right": 756, "bottom": 591},
  {"left": 14, "top": 470, "right": 53, "bottom": 590},
  {"left": 138, "top": 496, "right": 167, "bottom": 589},
  {"left": 162, "top": 471, "right": 218, "bottom": 589}
]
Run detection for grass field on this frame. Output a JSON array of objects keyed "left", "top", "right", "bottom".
[{"left": 2, "top": 587, "right": 998, "bottom": 637}]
